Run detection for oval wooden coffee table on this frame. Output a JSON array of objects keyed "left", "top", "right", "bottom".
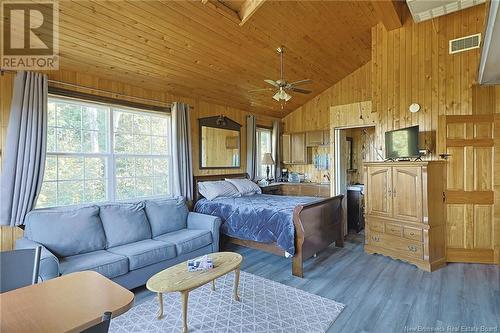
[{"left": 146, "top": 252, "right": 243, "bottom": 333}]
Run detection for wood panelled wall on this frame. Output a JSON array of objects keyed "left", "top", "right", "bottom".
[
  {"left": 282, "top": 62, "right": 372, "bottom": 180},
  {"left": 0, "top": 70, "right": 276, "bottom": 173},
  {"left": 371, "top": 5, "right": 498, "bottom": 156},
  {"left": 283, "top": 4, "right": 500, "bottom": 263},
  {"left": 369, "top": 6, "right": 500, "bottom": 264},
  {"left": 344, "top": 126, "right": 376, "bottom": 184},
  {"left": 0, "top": 70, "right": 276, "bottom": 249},
  {"left": 48, "top": 71, "right": 276, "bottom": 176},
  {"left": 282, "top": 62, "right": 372, "bottom": 133}
]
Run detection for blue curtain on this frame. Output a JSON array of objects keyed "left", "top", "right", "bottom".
[
  {"left": 0, "top": 71, "right": 48, "bottom": 226},
  {"left": 246, "top": 115, "right": 257, "bottom": 180},
  {"left": 171, "top": 102, "right": 193, "bottom": 201},
  {"left": 272, "top": 120, "right": 281, "bottom": 182}
]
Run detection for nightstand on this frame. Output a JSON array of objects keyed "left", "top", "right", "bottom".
[{"left": 259, "top": 183, "right": 282, "bottom": 195}]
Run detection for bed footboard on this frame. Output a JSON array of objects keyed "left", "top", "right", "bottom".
[{"left": 292, "top": 195, "right": 344, "bottom": 277}]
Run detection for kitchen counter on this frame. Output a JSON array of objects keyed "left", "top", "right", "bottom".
[
  {"left": 261, "top": 181, "right": 330, "bottom": 187},
  {"left": 259, "top": 182, "right": 331, "bottom": 197}
]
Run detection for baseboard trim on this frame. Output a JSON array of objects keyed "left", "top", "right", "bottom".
[{"left": 446, "top": 248, "right": 495, "bottom": 264}]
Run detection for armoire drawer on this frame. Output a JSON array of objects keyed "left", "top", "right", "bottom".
[
  {"left": 368, "top": 233, "right": 423, "bottom": 259},
  {"left": 369, "top": 219, "right": 385, "bottom": 233},
  {"left": 385, "top": 223, "right": 403, "bottom": 237},
  {"left": 403, "top": 227, "right": 423, "bottom": 242}
]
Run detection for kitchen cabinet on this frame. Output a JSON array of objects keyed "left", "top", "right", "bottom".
[
  {"left": 282, "top": 134, "right": 291, "bottom": 164},
  {"left": 280, "top": 183, "right": 330, "bottom": 197},
  {"left": 282, "top": 133, "right": 311, "bottom": 164},
  {"left": 291, "top": 133, "right": 307, "bottom": 163},
  {"left": 323, "top": 130, "right": 330, "bottom": 145},
  {"left": 306, "top": 131, "right": 324, "bottom": 146}
]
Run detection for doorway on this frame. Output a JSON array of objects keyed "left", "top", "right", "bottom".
[{"left": 334, "top": 125, "right": 378, "bottom": 235}]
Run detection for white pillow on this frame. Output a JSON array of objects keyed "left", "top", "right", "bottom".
[
  {"left": 225, "top": 178, "right": 262, "bottom": 196},
  {"left": 198, "top": 181, "right": 240, "bottom": 201}
]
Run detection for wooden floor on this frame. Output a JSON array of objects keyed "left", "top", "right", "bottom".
[{"left": 134, "top": 234, "right": 500, "bottom": 332}]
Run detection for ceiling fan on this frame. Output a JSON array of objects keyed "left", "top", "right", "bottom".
[{"left": 249, "top": 46, "right": 312, "bottom": 103}]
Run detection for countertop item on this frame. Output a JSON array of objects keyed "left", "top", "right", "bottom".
[
  {"left": 347, "top": 184, "right": 364, "bottom": 192},
  {"left": 288, "top": 172, "right": 301, "bottom": 183}
]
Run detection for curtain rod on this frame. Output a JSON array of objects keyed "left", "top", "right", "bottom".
[
  {"left": 47, "top": 80, "right": 179, "bottom": 108},
  {"left": 1, "top": 70, "right": 193, "bottom": 109}
]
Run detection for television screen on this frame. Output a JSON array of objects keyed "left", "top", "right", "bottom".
[{"left": 385, "top": 126, "right": 420, "bottom": 159}]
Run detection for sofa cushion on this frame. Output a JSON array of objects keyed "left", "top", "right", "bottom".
[
  {"left": 25, "top": 206, "right": 106, "bottom": 257},
  {"left": 107, "top": 239, "right": 176, "bottom": 270},
  {"left": 99, "top": 202, "right": 151, "bottom": 248},
  {"left": 59, "top": 250, "right": 128, "bottom": 279},
  {"left": 154, "top": 229, "right": 213, "bottom": 256},
  {"left": 144, "top": 197, "right": 188, "bottom": 237}
]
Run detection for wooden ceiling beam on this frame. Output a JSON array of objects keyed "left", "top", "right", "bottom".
[
  {"left": 238, "top": 0, "right": 266, "bottom": 26},
  {"left": 201, "top": 0, "right": 241, "bottom": 24},
  {"left": 371, "top": 0, "right": 403, "bottom": 31}
]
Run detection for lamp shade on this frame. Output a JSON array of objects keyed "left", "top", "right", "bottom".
[{"left": 261, "top": 153, "right": 275, "bottom": 165}]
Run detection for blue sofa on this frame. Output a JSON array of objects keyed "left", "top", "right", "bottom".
[{"left": 15, "top": 197, "right": 221, "bottom": 289}]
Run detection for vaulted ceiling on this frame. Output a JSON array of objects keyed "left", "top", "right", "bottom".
[{"left": 55, "top": 1, "right": 399, "bottom": 117}]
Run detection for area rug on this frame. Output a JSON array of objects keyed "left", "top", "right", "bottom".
[{"left": 110, "top": 271, "right": 345, "bottom": 333}]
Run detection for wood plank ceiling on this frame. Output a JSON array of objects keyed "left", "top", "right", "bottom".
[{"left": 56, "top": 0, "right": 384, "bottom": 117}]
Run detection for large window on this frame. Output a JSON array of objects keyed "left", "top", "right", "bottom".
[
  {"left": 36, "top": 96, "right": 171, "bottom": 208},
  {"left": 256, "top": 127, "right": 273, "bottom": 179}
]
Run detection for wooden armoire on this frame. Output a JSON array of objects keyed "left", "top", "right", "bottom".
[{"left": 364, "top": 161, "right": 447, "bottom": 271}]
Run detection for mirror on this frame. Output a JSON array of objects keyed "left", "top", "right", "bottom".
[{"left": 199, "top": 116, "right": 241, "bottom": 169}]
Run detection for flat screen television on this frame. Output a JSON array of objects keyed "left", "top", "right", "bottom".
[{"left": 385, "top": 125, "right": 420, "bottom": 159}]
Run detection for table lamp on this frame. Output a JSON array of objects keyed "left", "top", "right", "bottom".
[{"left": 261, "top": 153, "right": 275, "bottom": 181}]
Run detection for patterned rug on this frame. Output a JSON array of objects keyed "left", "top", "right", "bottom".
[{"left": 110, "top": 271, "right": 345, "bottom": 333}]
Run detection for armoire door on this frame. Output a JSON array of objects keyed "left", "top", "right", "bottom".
[
  {"left": 392, "top": 166, "right": 422, "bottom": 223},
  {"left": 366, "top": 166, "right": 392, "bottom": 217},
  {"left": 444, "top": 115, "right": 497, "bottom": 264}
]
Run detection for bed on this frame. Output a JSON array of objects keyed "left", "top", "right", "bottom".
[{"left": 193, "top": 174, "right": 344, "bottom": 277}]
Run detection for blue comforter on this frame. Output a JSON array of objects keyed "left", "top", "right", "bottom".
[{"left": 194, "top": 194, "right": 320, "bottom": 255}]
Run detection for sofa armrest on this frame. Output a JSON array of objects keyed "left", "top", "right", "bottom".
[
  {"left": 187, "top": 212, "right": 222, "bottom": 252},
  {"left": 15, "top": 238, "right": 60, "bottom": 281}
]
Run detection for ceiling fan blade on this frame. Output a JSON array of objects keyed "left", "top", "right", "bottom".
[
  {"left": 289, "top": 87, "right": 312, "bottom": 94},
  {"left": 288, "top": 79, "right": 313, "bottom": 86},
  {"left": 264, "top": 79, "right": 279, "bottom": 87},
  {"left": 248, "top": 88, "right": 274, "bottom": 93}
]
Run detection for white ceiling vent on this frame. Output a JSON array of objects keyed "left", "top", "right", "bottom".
[
  {"left": 406, "top": 0, "right": 486, "bottom": 23},
  {"left": 449, "top": 33, "right": 481, "bottom": 54}
]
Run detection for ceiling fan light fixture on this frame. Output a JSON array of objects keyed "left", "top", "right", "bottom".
[
  {"left": 249, "top": 46, "right": 312, "bottom": 105},
  {"left": 272, "top": 89, "right": 292, "bottom": 102}
]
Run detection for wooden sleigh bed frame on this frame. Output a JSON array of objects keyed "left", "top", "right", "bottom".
[{"left": 192, "top": 173, "right": 344, "bottom": 277}]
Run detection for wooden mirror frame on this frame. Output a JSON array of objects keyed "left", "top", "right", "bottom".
[{"left": 199, "top": 115, "right": 242, "bottom": 169}]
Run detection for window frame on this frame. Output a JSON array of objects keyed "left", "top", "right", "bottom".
[
  {"left": 39, "top": 94, "right": 173, "bottom": 208},
  {"left": 256, "top": 126, "right": 273, "bottom": 180}
]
